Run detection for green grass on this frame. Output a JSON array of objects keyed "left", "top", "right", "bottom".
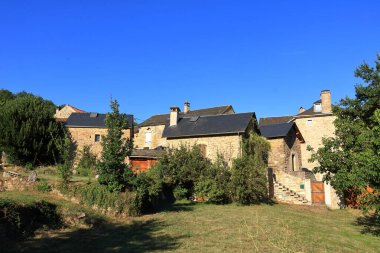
[{"left": 1, "top": 191, "right": 380, "bottom": 253}]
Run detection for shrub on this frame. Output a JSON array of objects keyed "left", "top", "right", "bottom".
[
  {"left": 77, "top": 145, "right": 97, "bottom": 177},
  {"left": 36, "top": 181, "right": 52, "bottom": 192},
  {"left": 0, "top": 199, "right": 62, "bottom": 239},
  {"left": 173, "top": 186, "right": 188, "bottom": 200}
]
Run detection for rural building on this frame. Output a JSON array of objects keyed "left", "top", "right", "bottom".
[
  {"left": 260, "top": 90, "right": 341, "bottom": 208},
  {"left": 54, "top": 104, "right": 86, "bottom": 123},
  {"left": 65, "top": 112, "right": 134, "bottom": 160}
]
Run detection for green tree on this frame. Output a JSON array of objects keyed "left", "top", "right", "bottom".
[
  {"left": 0, "top": 91, "right": 65, "bottom": 166},
  {"left": 96, "top": 99, "right": 133, "bottom": 192},
  {"left": 310, "top": 55, "right": 380, "bottom": 213},
  {"left": 231, "top": 132, "right": 270, "bottom": 205},
  {"left": 56, "top": 134, "right": 74, "bottom": 188}
]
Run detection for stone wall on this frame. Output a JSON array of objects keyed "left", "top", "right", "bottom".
[
  {"left": 134, "top": 125, "right": 166, "bottom": 149},
  {"left": 267, "top": 127, "right": 302, "bottom": 172},
  {"left": 68, "top": 127, "right": 132, "bottom": 160},
  {"left": 54, "top": 106, "right": 75, "bottom": 119},
  {"left": 166, "top": 134, "right": 242, "bottom": 164},
  {"left": 295, "top": 115, "right": 335, "bottom": 170}
]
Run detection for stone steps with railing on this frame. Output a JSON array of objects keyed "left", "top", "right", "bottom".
[{"left": 274, "top": 181, "right": 310, "bottom": 205}]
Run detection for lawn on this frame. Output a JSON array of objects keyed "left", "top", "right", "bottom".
[{"left": 1, "top": 191, "right": 379, "bottom": 253}]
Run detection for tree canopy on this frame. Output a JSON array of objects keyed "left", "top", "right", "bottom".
[
  {"left": 311, "top": 55, "right": 380, "bottom": 213},
  {"left": 0, "top": 90, "right": 65, "bottom": 166}
]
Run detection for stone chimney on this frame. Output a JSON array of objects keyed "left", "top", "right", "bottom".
[
  {"left": 298, "top": 107, "right": 305, "bottom": 114},
  {"left": 321, "top": 90, "right": 332, "bottom": 113},
  {"left": 170, "top": 107, "right": 180, "bottom": 126},
  {"left": 184, "top": 101, "right": 190, "bottom": 114}
]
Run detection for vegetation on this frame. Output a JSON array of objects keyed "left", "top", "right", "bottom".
[
  {"left": 2, "top": 191, "right": 380, "bottom": 253},
  {"left": 56, "top": 134, "right": 74, "bottom": 188},
  {"left": 35, "top": 181, "right": 52, "bottom": 192},
  {"left": 96, "top": 99, "right": 133, "bottom": 192},
  {"left": 310, "top": 55, "right": 380, "bottom": 214},
  {"left": 231, "top": 132, "right": 270, "bottom": 204},
  {"left": 76, "top": 145, "right": 97, "bottom": 177},
  {"left": 0, "top": 89, "right": 65, "bottom": 166}
]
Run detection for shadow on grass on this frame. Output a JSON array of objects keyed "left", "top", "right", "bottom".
[
  {"left": 157, "top": 200, "right": 196, "bottom": 213},
  {"left": 356, "top": 214, "right": 380, "bottom": 236},
  {"left": 2, "top": 219, "right": 183, "bottom": 253}
]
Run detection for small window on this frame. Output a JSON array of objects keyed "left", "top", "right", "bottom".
[
  {"left": 314, "top": 103, "right": 322, "bottom": 112},
  {"left": 306, "top": 119, "right": 313, "bottom": 126},
  {"left": 95, "top": 134, "right": 101, "bottom": 142},
  {"left": 199, "top": 144, "right": 207, "bottom": 157},
  {"left": 145, "top": 128, "right": 152, "bottom": 145}
]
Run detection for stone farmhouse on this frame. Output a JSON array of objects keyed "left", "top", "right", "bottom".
[
  {"left": 130, "top": 102, "right": 257, "bottom": 170},
  {"left": 65, "top": 112, "right": 134, "bottom": 160},
  {"left": 54, "top": 104, "right": 86, "bottom": 123},
  {"left": 259, "top": 90, "right": 341, "bottom": 209}
]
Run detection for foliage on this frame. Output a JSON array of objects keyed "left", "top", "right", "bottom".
[
  {"left": 310, "top": 55, "right": 380, "bottom": 214},
  {"left": 0, "top": 199, "right": 62, "bottom": 239},
  {"left": 231, "top": 132, "right": 270, "bottom": 205},
  {"left": 173, "top": 186, "right": 188, "bottom": 201},
  {"left": 35, "top": 181, "right": 52, "bottom": 192},
  {"left": 96, "top": 99, "right": 133, "bottom": 192},
  {"left": 77, "top": 145, "right": 97, "bottom": 177},
  {"left": 56, "top": 134, "right": 74, "bottom": 188},
  {"left": 194, "top": 154, "right": 232, "bottom": 204},
  {"left": 0, "top": 90, "right": 65, "bottom": 166}
]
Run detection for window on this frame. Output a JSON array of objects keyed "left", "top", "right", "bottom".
[
  {"left": 199, "top": 144, "right": 207, "bottom": 158},
  {"left": 95, "top": 134, "right": 101, "bottom": 142},
  {"left": 145, "top": 128, "right": 152, "bottom": 145},
  {"left": 314, "top": 103, "right": 322, "bottom": 112},
  {"left": 306, "top": 119, "right": 313, "bottom": 126}
]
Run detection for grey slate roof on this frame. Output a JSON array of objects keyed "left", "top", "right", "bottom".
[
  {"left": 130, "top": 149, "right": 166, "bottom": 158},
  {"left": 139, "top": 105, "right": 234, "bottom": 127},
  {"left": 162, "top": 112, "right": 254, "bottom": 138},
  {"left": 259, "top": 116, "right": 294, "bottom": 127},
  {"left": 66, "top": 113, "right": 133, "bottom": 128},
  {"left": 259, "top": 122, "right": 295, "bottom": 138}
]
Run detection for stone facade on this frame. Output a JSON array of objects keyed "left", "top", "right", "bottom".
[
  {"left": 54, "top": 105, "right": 85, "bottom": 121},
  {"left": 294, "top": 115, "right": 335, "bottom": 171},
  {"left": 166, "top": 134, "right": 243, "bottom": 164},
  {"left": 267, "top": 127, "right": 302, "bottom": 173},
  {"left": 68, "top": 127, "right": 132, "bottom": 160},
  {"left": 134, "top": 125, "right": 166, "bottom": 149}
]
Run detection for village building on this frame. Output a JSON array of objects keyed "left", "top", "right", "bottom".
[
  {"left": 259, "top": 90, "right": 341, "bottom": 208},
  {"left": 54, "top": 104, "right": 86, "bottom": 123},
  {"left": 65, "top": 112, "right": 134, "bottom": 160},
  {"left": 130, "top": 102, "right": 257, "bottom": 169}
]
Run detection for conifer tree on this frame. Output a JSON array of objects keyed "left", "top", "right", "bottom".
[{"left": 97, "top": 99, "right": 133, "bottom": 192}]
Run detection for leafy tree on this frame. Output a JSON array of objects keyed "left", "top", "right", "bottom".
[
  {"left": 0, "top": 91, "right": 65, "bottom": 166},
  {"left": 310, "top": 55, "right": 380, "bottom": 213},
  {"left": 56, "top": 134, "right": 74, "bottom": 188},
  {"left": 77, "top": 145, "right": 97, "bottom": 177},
  {"left": 96, "top": 99, "right": 133, "bottom": 192},
  {"left": 231, "top": 132, "right": 270, "bottom": 205}
]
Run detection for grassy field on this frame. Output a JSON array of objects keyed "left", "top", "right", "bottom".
[{"left": 1, "top": 191, "right": 380, "bottom": 253}]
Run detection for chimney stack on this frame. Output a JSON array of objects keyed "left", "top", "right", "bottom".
[
  {"left": 298, "top": 107, "right": 305, "bottom": 114},
  {"left": 184, "top": 101, "right": 190, "bottom": 114},
  {"left": 170, "top": 107, "right": 180, "bottom": 126},
  {"left": 321, "top": 90, "right": 332, "bottom": 113}
]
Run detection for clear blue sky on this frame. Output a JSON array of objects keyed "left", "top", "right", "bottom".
[{"left": 1, "top": 1, "right": 379, "bottom": 122}]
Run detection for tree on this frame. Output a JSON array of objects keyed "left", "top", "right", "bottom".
[
  {"left": 96, "top": 99, "right": 133, "bottom": 192},
  {"left": 56, "top": 133, "right": 74, "bottom": 188},
  {"left": 0, "top": 91, "right": 65, "bottom": 166},
  {"left": 310, "top": 55, "right": 380, "bottom": 213},
  {"left": 231, "top": 132, "right": 270, "bottom": 205}
]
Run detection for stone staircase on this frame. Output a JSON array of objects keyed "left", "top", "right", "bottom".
[{"left": 274, "top": 181, "right": 310, "bottom": 205}]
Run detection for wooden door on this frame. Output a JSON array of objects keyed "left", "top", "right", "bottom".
[{"left": 311, "top": 181, "right": 325, "bottom": 204}]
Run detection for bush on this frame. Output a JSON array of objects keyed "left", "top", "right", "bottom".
[
  {"left": 77, "top": 145, "right": 97, "bottom": 177},
  {"left": 36, "top": 181, "right": 52, "bottom": 192},
  {"left": 0, "top": 199, "right": 62, "bottom": 239},
  {"left": 173, "top": 186, "right": 188, "bottom": 200}
]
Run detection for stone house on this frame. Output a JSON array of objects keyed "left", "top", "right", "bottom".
[
  {"left": 131, "top": 102, "right": 236, "bottom": 169},
  {"left": 163, "top": 109, "right": 257, "bottom": 165},
  {"left": 259, "top": 90, "right": 340, "bottom": 208},
  {"left": 54, "top": 104, "right": 86, "bottom": 123},
  {"left": 65, "top": 112, "right": 134, "bottom": 160}
]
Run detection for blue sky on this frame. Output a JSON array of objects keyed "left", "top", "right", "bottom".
[{"left": 1, "top": 1, "right": 379, "bottom": 122}]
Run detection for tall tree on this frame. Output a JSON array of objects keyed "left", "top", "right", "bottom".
[
  {"left": 0, "top": 91, "right": 65, "bottom": 166},
  {"left": 311, "top": 55, "right": 380, "bottom": 213},
  {"left": 97, "top": 99, "right": 133, "bottom": 192}
]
